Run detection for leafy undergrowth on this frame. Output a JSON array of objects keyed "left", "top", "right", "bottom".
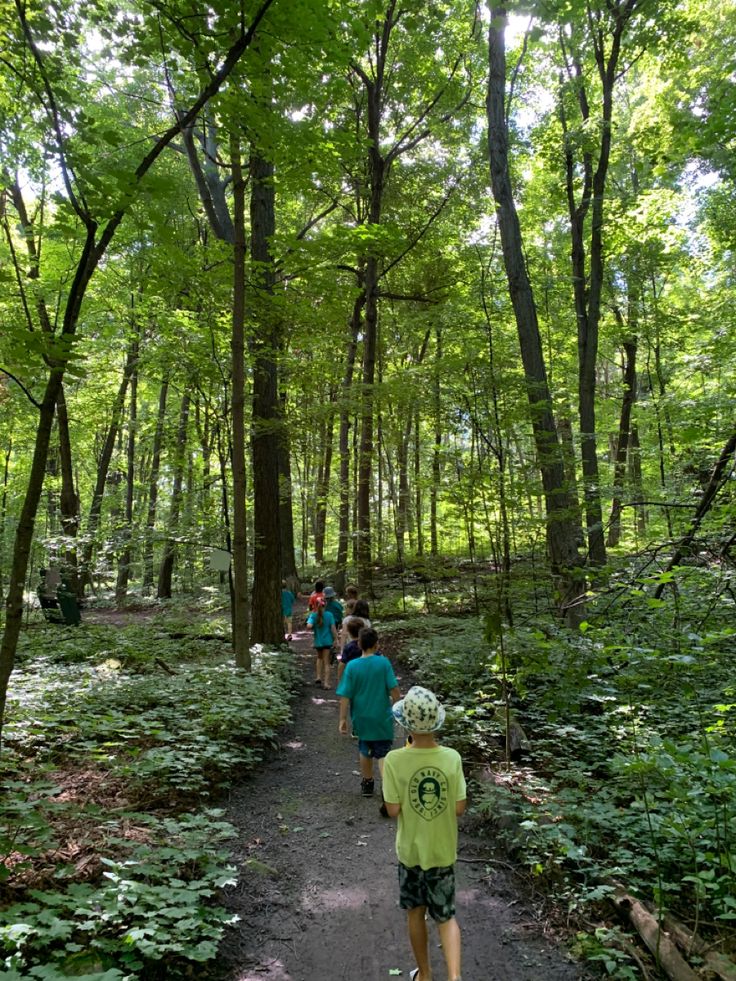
[
  {"left": 1, "top": 609, "right": 298, "bottom": 980},
  {"left": 380, "top": 562, "right": 736, "bottom": 978}
]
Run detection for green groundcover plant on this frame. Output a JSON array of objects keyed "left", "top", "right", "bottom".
[{"left": 1, "top": 618, "right": 299, "bottom": 979}]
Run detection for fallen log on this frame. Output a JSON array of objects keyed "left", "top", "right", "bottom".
[
  {"left": 611, "top": 885, "right": 698, "bottom": 981},
  {"left": 661, "top": 912, "right": 736, "bottom": 981}
]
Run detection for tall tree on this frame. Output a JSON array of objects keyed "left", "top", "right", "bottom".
[{"left": 487, "top": 4, "right": 583, "bottom": 619}]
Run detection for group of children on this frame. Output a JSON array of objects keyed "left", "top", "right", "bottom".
[{"left": 282, "top": 577, "right": 466, "bottom": 981}]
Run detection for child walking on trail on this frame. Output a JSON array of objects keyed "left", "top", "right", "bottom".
[
  {"left": 382, "top": 686, "right": 467, "bottom": 981},
  {"left": 344, "top": 582, "right": 359, "bottom": 613},
  {"left": 336, "top": 617, "right": 365, "bottom": 686},
  {"left": 323, "top": 587, "right": 344, "bottom": 653},
  {"left": 337, "top": 627, "right": 399, "bottom": 803},
  {"left": 339, "top": 598, "right": 371, "bottom": 651},
  {"left": 307, "top": 601, "right": 338, "bottom": 689},
  {"left": 281, "top": 581, "right": 296, "bottom": 641},
  {"left": 307, "top": 580, "right": 325, "bottom": 612}
]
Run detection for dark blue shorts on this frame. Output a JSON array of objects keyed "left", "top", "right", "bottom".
[
  {"left": 398, "top": 862, "right": 456, "bottom": 922},
  {"left": 358, "top": 739, "right": 393, "bottom": 760}
]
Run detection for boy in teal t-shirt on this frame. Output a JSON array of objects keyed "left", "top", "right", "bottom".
[
  {"left": 382, "top": 686, "right": 467, "bottom": 981},
  {"left": 337, "top": 627, "right": 399, "bottom": 800}
]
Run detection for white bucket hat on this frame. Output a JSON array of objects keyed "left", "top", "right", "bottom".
[{"left": 392, "top": 686, "right": 446, "bottom": 733}]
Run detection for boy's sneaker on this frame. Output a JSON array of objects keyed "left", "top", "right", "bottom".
[{"left": 361, "top": 778, "right": 374, "bottom": 797}]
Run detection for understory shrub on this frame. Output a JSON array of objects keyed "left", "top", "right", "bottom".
[{"left": 380, "top": 571, "right": 736, "bottom": 970}]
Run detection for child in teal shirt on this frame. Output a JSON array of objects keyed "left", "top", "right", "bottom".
[{"left": 281, "top": 581, "right": 296, "bottom": 641}]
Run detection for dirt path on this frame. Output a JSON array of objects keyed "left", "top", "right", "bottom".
[{"left": 218, "top": 609, "right": 586, "bottom": 981}]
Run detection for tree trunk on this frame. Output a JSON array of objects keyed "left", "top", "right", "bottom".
[
  {"left": 314, "top": 393, "right": 336, "bottom": 564},
  {"left": 607, "top": 336, "right": 637, "bottom": 547},
  {"left": 0, "top": 375, "right": 63, "bottom": 752},
  {"left": 56, "top": 385, "right": 80, "bottom": 594},
  {"left": 414, "top": 406, "right": 423, "bottom": 556},
  {"left": 278, "top": 391, "right": 299, "bottom": 585},
  {"left": 431, "top": 326, "right": 443, "bottom": 557},
  {"left": 116, "top": 319, "right": 139, "bottom": 604},
  {"left": 336, "top": 296, "right": 363, "bottom": 579},
  {"left": 230, "top": 140, "right": 251, "bottom": 664},
  {"left": 157, "top": 391, "right": 190, "bottom": 599},
  {"left": 142, "top": 375, "right": 169, "bottom": 592},
  {"left": 487, "top": 5, "right": 583, "bottom": 621},
  {"left": 357, "top": 252, "right": 380, "bottom": 589},
  {"left": 0, "top": 440, "right": 10, "bottom": 605},
  {"left": 248, "top": 150, "right": 283, "bottom": 646},
  {"left": 80, "top": 341, "right": 137, "bottom": 592},
  {"left": 629, "top": 425, "right": 646, "bottom": 534}
]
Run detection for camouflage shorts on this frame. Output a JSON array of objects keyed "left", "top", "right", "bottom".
[{"left": 397, "top": 862, "right": 456, "bottom": 922}]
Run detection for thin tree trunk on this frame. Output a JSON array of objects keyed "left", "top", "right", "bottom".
[
  {"left": 414, "top": 406, "right": 423, "bottom": 556},
  {"left": 157, "top": 391, "right": 190, "bottom": 599},
  {"left": 116, "top": 318, "right": 139, "bottom": 603},
  {"left": 278, "top": 391, "right": 299, "bottom": 585},
  {"left": 431, "top": 326, "right": 442, "bottom": 557},
  {"left": 608, "top": 335, "right": 637, "bottom": 547},
  {"left": 336, "top": 297, "right": 362, "bottom": 578},
  {"left": 142, "top": 375, "right": 169, "bottom": 592},
  {"left": 0, "top": 440, "right": 11, "bottom": 605},
  {"left": 56, "top": 385, "right": 80, "bottom": 594},
  {"left": 0, "top": 377, "right": 62, "bottom": 751},
  {"left": 629, "top": 425, "right": 646, "bottom": 535},
  {"left": 314, "top": 393, "right": 336, "bottom": 564},
  {"left": 80, "top": 342, "right": 137, "bottom": 592},
  {"left": 215, "top": 415, "right": 237, "bottom": 637}
]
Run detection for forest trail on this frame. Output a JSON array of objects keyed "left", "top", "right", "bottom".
[{"left": 217, "top": 605, "right": 587, "bottom": 981}]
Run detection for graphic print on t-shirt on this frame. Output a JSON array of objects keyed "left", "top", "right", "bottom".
[{"left": 409, "top": 766, "right": 448, "bottom": 821}]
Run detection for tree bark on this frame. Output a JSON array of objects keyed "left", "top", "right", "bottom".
[
  {"left": 336, "top": 296, "right": 363, "bottom": 579},
  {"left": 157, "top": 391, "right": 190, "bottom": 599},
  {"left": 229, "top": 140, "right": 251, "bottom": 665},
  {"left": 56, "top": 385, "right": 80, "bottom": 594},
  {"left": 431, "top": 326, "right": 443, "bottom": 557},
  {"left": 607, "top": 334, "right": 637, "bottom": 547},
  {"left": 278, "top": 391, "right": 299, "bottom": 585},
  {"left": 142, "top": 375, "right": 169, "bottom": 592},
  {"left": 248, "top": 150, "right": 283, "bottom": 646},
  {"left": 314, "top": 393, "right": 336, "bottom": 564},
  {"left": 116, "top": 317, "right": 139, "bottom": 604},
  {"left": 487, "top": 5, "right": 583, "bottom": 621}
]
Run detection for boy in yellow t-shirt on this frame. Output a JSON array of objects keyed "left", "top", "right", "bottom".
[{"left": 382, "top": 686, "right": 466, "bottom": 981}]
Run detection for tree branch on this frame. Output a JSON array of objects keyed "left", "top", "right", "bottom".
[{"left": 0, "top": 369, "right": 42, "bottom": 409}]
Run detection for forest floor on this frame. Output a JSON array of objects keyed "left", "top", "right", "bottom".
[{"left": 215, "top": 602, "right": 588, "bottom": 981}]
